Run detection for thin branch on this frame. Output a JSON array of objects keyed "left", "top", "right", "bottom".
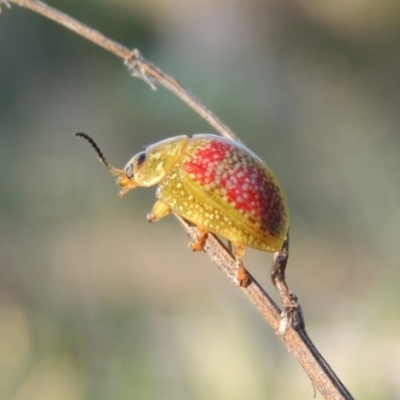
[
  {"left": 4, "top": 1, "right": 354, "bottom": 399},
  {"left": 6, "top": 0, "right": 238, "bottom": 141},
  {"left": 180, "top": 218, "right": 353, "bottom": 400},
  {"left": 0, "top": 0, "right": 11, "bottom": 12}
]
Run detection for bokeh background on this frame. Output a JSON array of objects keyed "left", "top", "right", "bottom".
[{"left": 1, "top": 0, "right": 400, "bottom": 399}]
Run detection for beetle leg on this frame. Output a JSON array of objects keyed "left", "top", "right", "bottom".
[
  {"left": 147, "top": 200, "right": 171, "bottom": 222},
  {"left": 233, "top": 244, "right": 250, "bottom": 287},
  {"left": 189, "top": 227, "right": 208, "bottom": 252}
]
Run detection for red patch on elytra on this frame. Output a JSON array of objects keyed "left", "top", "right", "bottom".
[
  {"left": 183, "top": 140, "right": 227, "bottom": 185},
  {"left": 183, "top": 139, "right": 284, "bottom": 235}
]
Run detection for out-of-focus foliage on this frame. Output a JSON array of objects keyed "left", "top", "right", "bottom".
[{"left": 1, "top": 1, "right": 400, "bottom": 399}]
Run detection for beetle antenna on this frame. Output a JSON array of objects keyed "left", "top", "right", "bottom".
[{"left": 75, "top": 132, "right": 122, "bottom": 176}]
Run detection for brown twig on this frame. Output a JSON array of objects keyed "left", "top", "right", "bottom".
[
  {"left": 5, "top": 0, "right": 238, "bottom": 142},
  {"left": 5, "top": 1, "right": 354, "bottom": 399}
]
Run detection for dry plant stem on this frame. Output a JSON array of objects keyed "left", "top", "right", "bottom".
[
  {"left": 7, "top": 0, "right": 238, "bottom": 142},
  {"left": 5, "top": 1, "right": 354, "bottom": 399},
  {"left": 270, "top": 233, "right": 303, "bottom": 333},
  {"left": 271, "top": 232, "right": 292, "bottom": 307},
  {"left": 179, "top": 217, "right": 354, "bottom": 400}
]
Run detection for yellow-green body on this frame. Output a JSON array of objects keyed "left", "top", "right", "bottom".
[
  {"left": 122, "top": 134, "right": 288, "bottom": 253},
  {"left": 76, "top": 131, "right": 289, "bottom": 286}
]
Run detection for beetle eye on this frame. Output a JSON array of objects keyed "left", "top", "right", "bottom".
[
  {"left": 125, "top": 164, "right": 134, "bottom": 179},
  {"left": 136, "top": 152, "right": 146, "bottom": 167}
]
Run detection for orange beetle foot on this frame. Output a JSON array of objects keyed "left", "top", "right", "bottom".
[
  {"left": 232, "top": 244, "right": 250, "bottom": 287},
  {"left": 189, "top": 227, "right": 208, "bottom": 252},
  {"left": 234, "top": 262, "right": 251, "bottom": 287}
]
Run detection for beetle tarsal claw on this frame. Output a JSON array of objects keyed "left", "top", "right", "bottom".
[
  {"left": 189, "top": 227, "right": 208, "bottom": 252},
  {"left": 233, "top": 243, "right": 250, "bottom": 287},
  {"left": 189, "top": 241, "right": 203, "bottom": 252},
  {"left": 233, "top": 261, "right": 251, "bottom": 287}
]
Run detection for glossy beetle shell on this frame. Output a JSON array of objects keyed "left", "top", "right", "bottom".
[
  {"left": 152, "top": 134, "right": 288, "bottom": 252},
  {"left": 76, "top": 131, "right": 289, "bottom": 257}
]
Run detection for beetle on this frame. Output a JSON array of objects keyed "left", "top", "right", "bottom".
[{"left": 75, "top": 133, "right": 289, "bottom": 286}]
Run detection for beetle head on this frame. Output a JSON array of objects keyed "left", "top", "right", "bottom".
[
  {"left": 121, "top": 135, "right": 189, "bottom": 191},
  {"left": 75, "top": 133, "right": 188, "bottom": 198}
]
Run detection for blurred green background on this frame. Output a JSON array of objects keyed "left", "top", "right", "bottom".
[{"left": 1, "top": 0, "right": 400, "bottom": 399}]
